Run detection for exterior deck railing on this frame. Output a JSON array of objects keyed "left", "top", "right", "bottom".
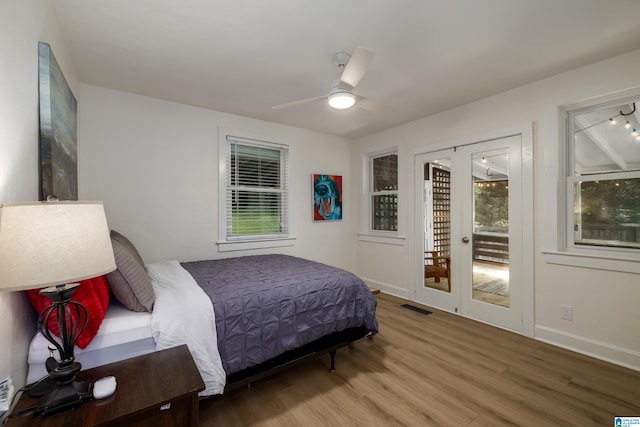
[{"left": 473, "top": 232, "right": 509, "bottom": 264}]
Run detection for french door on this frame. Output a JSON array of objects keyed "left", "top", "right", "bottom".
[
  {"left": 414, "top": 133, "right": 529, "bottom": 333},
  {"left": 415, "top": 148, "right": 458, "bottom": 313}
]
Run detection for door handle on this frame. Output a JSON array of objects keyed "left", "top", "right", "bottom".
[{"left": 461, "top": 236, "right": 470, "bottom": 244}]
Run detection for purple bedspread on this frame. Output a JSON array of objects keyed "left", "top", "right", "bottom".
[{"left": 181, "top": 254, "right": 378, "bottom": 374}]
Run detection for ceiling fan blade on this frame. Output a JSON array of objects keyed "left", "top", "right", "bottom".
[
  {"left": 356, "top": 97, "right": 391, "bottom": 115},
  {"left": 340, "top": 47, "right": 375, "bottom": 89},
  {"left": 272, "top": 95, "right": 327, "bottom": 110}
]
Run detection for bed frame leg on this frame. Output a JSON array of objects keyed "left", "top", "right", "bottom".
[{"left": 329, "top": 350, "right": 336, "bottom": 372}]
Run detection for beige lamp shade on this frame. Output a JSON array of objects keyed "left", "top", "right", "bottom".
[{"left": 0, "top": 201, "right": 117, "bottom": 292}]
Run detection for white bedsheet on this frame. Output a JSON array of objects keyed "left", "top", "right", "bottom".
[{"left": 147, "top": 260, "right": 226, "bottom": 396}]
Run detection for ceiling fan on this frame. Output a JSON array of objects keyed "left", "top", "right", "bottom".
[{"left": 272, "top": 46, "right": 375, "bottom": 111}]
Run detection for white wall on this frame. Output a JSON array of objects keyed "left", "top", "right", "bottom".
[
  {"left": 0, "top": 0, "right": 79, "bottom": 387},
  {"left": 2, "top": 1, "right": 637, "bottom": 388},
  {"left": 353, "top": 49, "right": 640, "bottom": 369},
  {"left": 79, "top": 84, "right": 357, "bottom": 270}
]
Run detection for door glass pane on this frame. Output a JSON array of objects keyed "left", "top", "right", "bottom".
[
  {"left": 423, "top": 160, "right": 451, "bottom": 293},
  {"left": 471, "top": 149, "right": 510, "bottom": 307}
]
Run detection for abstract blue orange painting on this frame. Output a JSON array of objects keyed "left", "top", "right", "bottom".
[{"left": 313, "top": 174, "right": 342, "bottom": 221}]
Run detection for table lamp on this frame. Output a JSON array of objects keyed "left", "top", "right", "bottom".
[{"left": 0, "top": 201, "right": 116, "bottom": 416}]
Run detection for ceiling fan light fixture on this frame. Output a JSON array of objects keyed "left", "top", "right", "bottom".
[{"left": 328, "top": 90, "right": 356, "bottom": 110}]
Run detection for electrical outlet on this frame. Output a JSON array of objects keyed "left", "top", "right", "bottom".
[{"left": 561, "top": 304, "right": 573, "bottom": 321}]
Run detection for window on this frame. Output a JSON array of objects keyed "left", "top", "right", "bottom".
[
  {"left": 369, "top": 152, "right": 398, "bottom": 232},
  {"left": 566, "top": 95, "right": 640, "bottom": 253},
  {"left": 219, "top": 133, "right": 291, "bottom": 250}
]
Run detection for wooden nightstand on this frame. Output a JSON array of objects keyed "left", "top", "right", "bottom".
[{"left": 6, "top": 344, "right": 205, "bottom": 427}]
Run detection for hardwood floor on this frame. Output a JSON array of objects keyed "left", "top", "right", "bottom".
[{"left": 199, "top": 293, "right": 640, "bottom": 426}]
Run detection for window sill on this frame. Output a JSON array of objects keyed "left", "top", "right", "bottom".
[
  {"left": 542, "top": 250, "right": 640, "bottom": 274},
  {"left": 217, "top": 237, "right": 296, "bottom": 252},
  {"left": 358, "top": 233, "right": 406, "bottom": 246}
]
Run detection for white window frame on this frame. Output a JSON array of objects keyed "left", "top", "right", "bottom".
[
  {"left": 543, "top": 90, "right": 640, "bottom": 273},
  {"left": 359, "top": 147, "right": 404, "bottom": 245},
  {"left": 217, "top": 128, "right": 294, "bottom": 252}
]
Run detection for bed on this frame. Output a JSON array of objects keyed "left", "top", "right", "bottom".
[{"left": 26, "top": 232, "right": 378, "bottom": 397}]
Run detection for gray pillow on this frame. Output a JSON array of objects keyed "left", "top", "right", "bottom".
[
  {"left": 106, "top": 231, "right": 155, "bottom": 312},
  {"left": 110, "top": 230, "right": 145, "bottom": 266}
]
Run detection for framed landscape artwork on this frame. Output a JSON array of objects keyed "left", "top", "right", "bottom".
[
  {"left": 312, "top": 174, "right": 343, "bottom": 221},
  {"left": 38, "top": 41, "right": 78, "bottom": 201}
]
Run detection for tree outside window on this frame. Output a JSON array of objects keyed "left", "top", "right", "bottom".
[{"left": 474, "top": 180, "right": 508, "bottom": 234}]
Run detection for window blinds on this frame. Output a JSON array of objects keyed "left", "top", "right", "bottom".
[{"left": 225, "top": 136, "right": 289, "bottom": 239}]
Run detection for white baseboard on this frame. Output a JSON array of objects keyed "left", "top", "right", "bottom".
[
  {"left": 358, "top": 281, "right": 640, "bottom": 372},
  {"left": 535, "top": 325, "right": 640, "bottom": 371},
  {"left": 360, "top": 277, "right": 411, "bottom": 300}
]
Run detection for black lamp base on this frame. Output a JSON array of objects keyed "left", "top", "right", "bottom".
[
  {"left": 26, "top": 377, "right": 56, "bottom": 398},
  {"left": 26, "top": 356, "right": 59, "bottom": 398},
  {"left": 36, "top": 380, "right": 92, "bottom": 417},
  {"left": 31, "top": 283, "right": 92, "bottom": 417}
]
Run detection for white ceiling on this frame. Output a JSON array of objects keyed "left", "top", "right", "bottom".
[{"left": 52, "top": 0, "right": 640, "bottom": 139}]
